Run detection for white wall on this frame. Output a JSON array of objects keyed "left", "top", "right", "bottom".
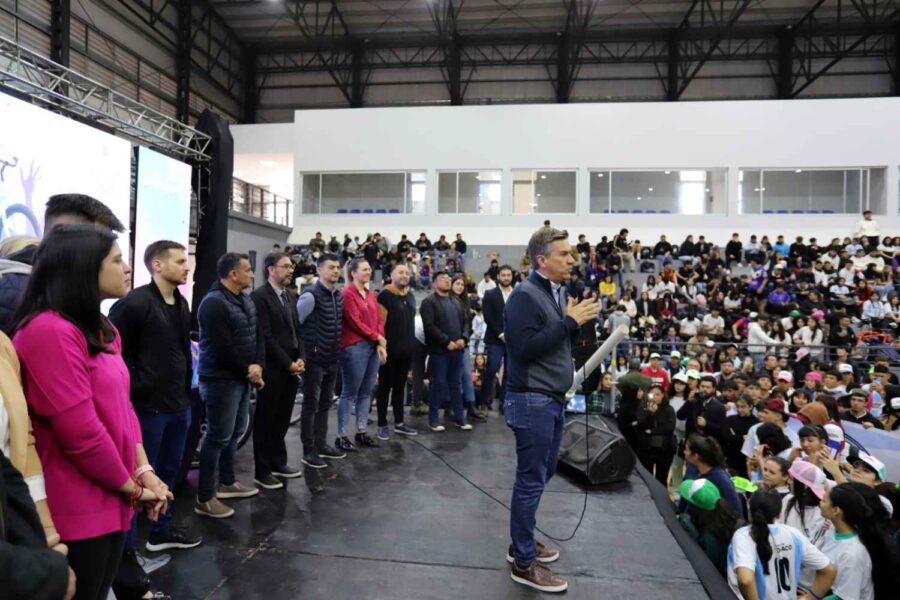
[{"left": 232, "top": 99, "right": 900, "bottom": 246}]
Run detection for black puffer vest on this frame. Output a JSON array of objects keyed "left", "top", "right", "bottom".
[{"left": 300, "top": 281, "right": 343, "bottom": 366}]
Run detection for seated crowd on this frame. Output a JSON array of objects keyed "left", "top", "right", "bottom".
[{"left": 2, "top": 202, "right": 899, "bottom": 600}]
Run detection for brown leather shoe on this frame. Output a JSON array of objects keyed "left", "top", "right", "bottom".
[
  {"left": 506, "top": 541, "right": 560, "bottom": 564},
  {"left": 510, "top": 561, "right": 568, "bottom": 593}
]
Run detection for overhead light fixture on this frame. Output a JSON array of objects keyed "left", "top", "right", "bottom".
[
  {"left": 540, "top": 175, "right": 547, "bottom": 180},
  {"left": 761, "top": 187, "right": 766, "bottom": 191},
  {"left": 637, "top": 196, "right": 642, "bottom": 201},
  {"left": 536, "top": 193, "right": 542, "bottom": 197},
  {"left": 705, "top": 188, "right": 711, "bottom": 192},
  {"left": 754, "top": 188, "right": 760, "bottom": 192},
  {"left": 795, "top": 169, "right": 803, "bottom": 173},
  {"left": 597, "top": 173, "right": 605, "bottom": 178},
  {"left": 648, "top": 187, "right": 654, "bottom": 192},
  {"left": 664, "top": 170, "right": 671, "bottom": 174},
  {"left": 260, "top": 160, "right": 279, "bottom": 167}
]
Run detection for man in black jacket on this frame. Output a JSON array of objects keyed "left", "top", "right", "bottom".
[
  {"left": 195, "top": 253, "right": 266, "bottom": 519},
  {"left": 0, "top": 193, "right": 124, "bottom": 333},
  {"left": 420, "top": 270, "right": 470, "bottom": 432},
  {"left": 1, "top": 450, "right": 74, "bottom": 600},
  {"left": 676, "top": 376, "right": 727, "bottom": 443},
  {"left": 480, "top": 264, "right": 514, "bottom": 414},
  {"left": 109, "top": 240, "right": 202, "bottom": 551},
  {"left": 250, "top": 252, "right": 306, "bottom": 489}
]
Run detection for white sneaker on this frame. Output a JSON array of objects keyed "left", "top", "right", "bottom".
[
  {"left": 455, "top": 422, "right": 473, "bottom": 431},
  {"left": 429, "top": 424, "right": 446, "bottom": 432}
]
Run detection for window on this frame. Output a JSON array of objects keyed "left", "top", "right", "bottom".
[
  {"left": 438, "top": 170, "right": 501, "bottom": 214},
  {"left": 512, "top": 170, "right": 576, "bottom": 214},
  {"left": 590, "top": 170, "right": 725, "bottom": 214},
  {"left": 300, "top": 172, "right": 426, "bottom": 214},
  {"left": 738, "top": 168, "right": 876, "bottom": 214}
]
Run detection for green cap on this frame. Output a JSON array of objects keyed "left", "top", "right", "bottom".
[
  {"left": 789, "top": 310, "right": 802, "bottom": 318},
  {"left": 731, "top": 476, "right": 759, "bottom": 494},
  {"left": 679, "top": 479, "right": 721, "bottom": 511}
]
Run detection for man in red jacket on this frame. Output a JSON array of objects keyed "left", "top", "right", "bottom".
[{"left": 641, "top": 352, "right": 670, "bottom": 392}]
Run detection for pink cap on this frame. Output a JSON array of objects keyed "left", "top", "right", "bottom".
[
  {"left": 788, "top": 460, "right": 827, "bottom": 500},
  {"left": 805, "top": 372, "right": 823, "bottom": 383}
]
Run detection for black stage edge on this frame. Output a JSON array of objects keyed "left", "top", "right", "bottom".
[{"left": 154, "top": 411, "right": 706, "bottom": 599}]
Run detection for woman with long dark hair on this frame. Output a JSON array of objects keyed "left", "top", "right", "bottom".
[
  {"left": 452, "top": 275, "right": 485, "bottom": 423},
  {"left": 781, "top": 462, "right": 832, "bottom": 588},
  {"left": 634, "top": 384, "right": 676, "bottom": 486},
  {"left": 821, "top": 482, "right": 900, "bottom": 600},
  {"left": 728, "top": 488, "right": 835, "bottom": 600},
  {"left": 11, "top": 225, "right": 169, "bottom": 600},
  {"left": 682, "top": 435, "right": 743, "bottom": 516}
]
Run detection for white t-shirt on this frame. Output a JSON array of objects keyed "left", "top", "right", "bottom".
[
  {"left": 821, "top": 532, "right": 874, "bottom": 600},
  {"left": 728, "top": 524, "right": 831, "bottom": 600},
  {"left": 780, "top": 495, "right": 833, "bottom": 586},
  {"left": 741, "top": 422, "right": 801, "bottom": 458}
]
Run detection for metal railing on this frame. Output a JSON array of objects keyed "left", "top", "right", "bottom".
[{"left": 231, "top": 178, "right": 293, "bottom": 227}]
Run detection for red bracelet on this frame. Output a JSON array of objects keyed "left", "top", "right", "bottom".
[{"left": 129, "top": 479, "right": 143, "bottom": 509}]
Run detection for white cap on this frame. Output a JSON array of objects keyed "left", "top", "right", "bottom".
[
  {"left": 776, "top": 370, "right": 794, "bottom": 383},
  {"left": 673, "top": 373, "right": 689, "bottom": 384},
  {"left": 650, "top": 352, "right": 661, "bottom": 359},
  {"left": 686, "top": 369, "right": 702, "bottom": 380},
  {"left": 891, "top": 397, "right": 900, "bottom": 410},
  {"left": 705, "top": 340, "right": 715, "bottom": 348},
  {"left": 838, "top": 363, "right": 854, "bottom": 374}
]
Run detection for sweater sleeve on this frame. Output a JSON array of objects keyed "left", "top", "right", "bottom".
[
  {"left": 15, "top": 319, "right": 132, "bottom": 491},
  {"left": 504, "top": 290, "right": 579, "bottom": 363}
]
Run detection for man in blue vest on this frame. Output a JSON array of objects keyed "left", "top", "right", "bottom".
[
  {"left": 503, "top": 227, "right": 600, "bottom": 593},
  {"left": 296, "top": 253, "right": 347, "bottom": 469},
  {"left": 195, "top": 253, "right": 266, "bottom": 519}
]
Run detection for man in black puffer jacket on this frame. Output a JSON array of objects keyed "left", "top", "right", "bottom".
[{"left": 195, "top": 253, "right": 265, "bottom": 519}]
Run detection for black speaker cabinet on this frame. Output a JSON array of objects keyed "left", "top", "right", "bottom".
[{"left": 558, "top": 415, "right": 636, "bottom": 485}]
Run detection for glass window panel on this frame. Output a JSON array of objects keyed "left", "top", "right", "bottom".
[
  {"left": 301, "top": 174, "right": 319, "bottom": 214},
  {"left": 406, "top": 172, "right": 426, "bottom": 214},
  {"left": 589, "top": 171, "right": 610, "bottom": 213},
  {"left": 438, "top": 172, "right": 457, "bottom": 213},
  {"left": 607, "top": 170, "right": 720, "bottom": 214},
  {"left": 513, "top": 170, "right": 576, "bottom": 214},
  {"left": 321, "top": 173, "right": 405, "bottom": 213},
  {"left": 457, "top": 172, "right": 480, "bottom": 213},
  {"left": 739, "top": 170, "right": 761, "bottom": 214},
  {"left": 810, "top": 170, "right": 844, "bottom": 213},
  {"left": 763, "top": 171, "right": 809, "bottom": 212}
]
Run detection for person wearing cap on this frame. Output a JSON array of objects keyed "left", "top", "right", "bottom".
[
  {"left": 741, "top": 398, "right": 800, "bottom": 463},
  {"left": 774, "top": 370, "right": 796, "bottom": 400},
  {"left": 781, "top": 462, "right": 833, "bottom": 587},
  {"left": 879, "top": 397, "right": 900, "bottom": 430},
  {"left": 702, "top": 306, "right": 725, "bottom": 339},
  {"left": 677, "top": 479, "right": 743, "bottom": 575},
  {"left": 666, "top": 350, "right": 682, "bottom": 377},
  {"left": 728, "top": 488, "right": 836, "bottom": 600},
  {"left": 841, "top": 388, "right": 884, "bottom": 430},
  {"left": 846, "top": 453, "right": 888, "bottom": 488},
  {"left": 641, "top": 352, "right": 670, "bottom": 392}
]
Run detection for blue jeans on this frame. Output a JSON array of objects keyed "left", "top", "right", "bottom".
[
  {"left": 198, "top": 381, "right": 250, "bottom": 502},
  {"left": 337, "top": 341, "right": 380, "bottom": 436},
  {"left": 505, "top": 391, "right": 565, "bottom": 568},
  {"left": 428, "top": 350, "right": 464, "bottom": 425},
  {"left": 125, "top": 407, "right": 190, "bottom": 549},
  {"left": 480, "top": 342, "right": 506, "bottom": 408}
]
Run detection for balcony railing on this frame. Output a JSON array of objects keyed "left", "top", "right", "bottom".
[{"left": 231, "top": 178, "right": 293, "bottom": 227}]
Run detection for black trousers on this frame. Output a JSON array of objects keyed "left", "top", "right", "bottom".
[
  {"left": 636, "top": 441, "right": 676, "bottom": 487},
  {"left": 254, "top": 366, "right": 300, "bottom": 476},
  {"left": 377, "top": 353, "right": 412, "bottom": 427},
  {"left": 67, "top": 531, "right": 126, "bottom": 600},
  {"left": 301, "top": 360, "right": 338, "bottom": 454}
]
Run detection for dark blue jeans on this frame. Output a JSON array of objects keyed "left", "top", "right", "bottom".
[
  {"left": 479, "top": 342, "right": 506, "bottom": 408},
  {"left": 125, "top": 407, "right": 191, "bottom": 549},
  {"left": 198, "top": 380, "right": 250, "bottom": 502},
  {"left": 428, "top": 349, "right": 464, "bottom": 425},
  {"left": 505, "top": 391, "right": 565, "bottom": 569}
]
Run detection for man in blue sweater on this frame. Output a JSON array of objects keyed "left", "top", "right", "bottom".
[{"left": 503, "top": 227, "right": 600, "bottom": 593}]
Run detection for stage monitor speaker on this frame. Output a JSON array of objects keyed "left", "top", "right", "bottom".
[{"left": 558, "top": 415, "right": 635, "bottom": 485}]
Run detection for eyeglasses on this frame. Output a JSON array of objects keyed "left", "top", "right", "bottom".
[{"left": 276, "top": 264, "right": 293, "bottom": 270}]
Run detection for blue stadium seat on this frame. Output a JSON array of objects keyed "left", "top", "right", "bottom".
[
  {"left": 362, "top": 209, "right": 374, "bottom": 214},
  {"left": 388, "top": 209, "right": 400, "bottom": 214},
  {"left": 631, "top": 209, "right": 643, "bottom": 213},
  {"left": 349, "top": 209, "right": 361, "bottom": 214},
  {"left": 645, "top": 210, "right": 657, "bottom": 214},
  {"left": 659, "top": 210, "right": 672, "bottom": 214},
  {"left": 337, "top": 209, "right": 348, "bottom": 214},
  {"left": 808, "top": 209, "right": 820, "bottom": 214},
  {"left": 791, "top": 209, "right": 804, "bottom": 214},
  {"left": 616, "top": 209, "right": 629, "bottom": 214},
  {"left": 375, "top": 209, "right": 387, "bottom": 214},
  {"left": 762, "top": 209, "right": 773, "bottom": 214},
  {"left": 776, "top": 210, "right": 789, "bottom": 214},
  {"left": 822, "top": 209, "right": 835, "bottom": 214}
]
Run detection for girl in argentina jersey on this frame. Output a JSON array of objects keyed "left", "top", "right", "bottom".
[{"left": 728, "top": 488, "right": 835, "bottom": 600}]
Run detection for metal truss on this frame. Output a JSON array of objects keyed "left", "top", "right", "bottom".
[
  {"left": 0, "top": 36, "right": 211, "bottom": 162},
  {"left": 777, "top": 0, "right": 900, "bottom": 98}
]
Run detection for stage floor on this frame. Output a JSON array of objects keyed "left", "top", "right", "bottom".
[{"left": 152, "top": 408, "right": 706, "bottom": 599}]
